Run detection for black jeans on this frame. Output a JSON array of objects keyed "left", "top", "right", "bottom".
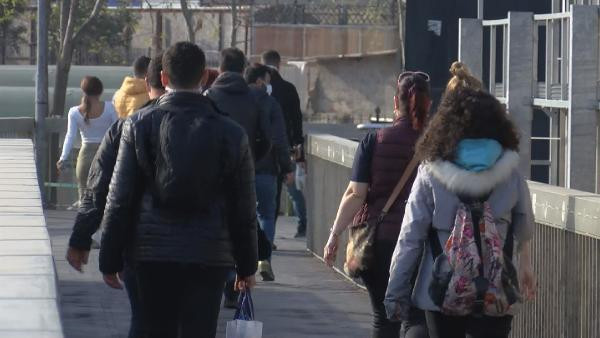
[
  {"left": 122, "top": 263, "right": 142, "bottom": 338},
  {"left": 362, "top": 241, "right": 428, "bottom": 338},
  {"left": 425, "top": 311, "right": 513, "bottom": 338},
  {"left": 136, "top": 262, "right": 229, "bottom": 338}
]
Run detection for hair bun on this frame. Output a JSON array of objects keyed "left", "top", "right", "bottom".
[{"left": 450, "top": 61, "right": 470, "bottom": 80}]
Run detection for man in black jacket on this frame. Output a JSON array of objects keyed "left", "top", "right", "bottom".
[
  {"left": 99, "top": 42, "right": 258, "bottom": 338},
  {"left": 262, "top": 50, "right": 308, "bottom": 238},
  {"left": 205, "top": 47, "right": 271, "bottom": 308},
  {"left": 245, "top": 63, "right": 294, "bottom": 282},
  {"left": 205, "top": 48, "right": 271, "bottom": 162},
  {"left": 66, "top": 53, "right": 165, "bottom": 338}
]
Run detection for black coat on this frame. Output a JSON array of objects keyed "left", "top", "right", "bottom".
[
  {"left": 98, "top": 92, "right": 258, "bottom": 278},
  {"left": 251, "top": 87, "right": 294, "bottom": 176},
  {"left": 205, "top": 72, "right": 271, "bottom": 162},
  {"left": 269, "top": 69, "right": 304, "bottom": 149}
]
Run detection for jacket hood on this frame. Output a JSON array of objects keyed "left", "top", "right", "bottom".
[
  {"left": 426, "top": 150, "right": 520, "bottom": 197},
  {"left": 249, "top": 86, "right": 268, "bottom": 100},
  {"left": 119, "top": 76, "right": 147, "bottom": 95},
  {"left": 209, "top": 72, "right": 249, "bottom": 95}
]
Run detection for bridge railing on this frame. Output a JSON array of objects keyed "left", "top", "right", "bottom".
[{"left": 306, "top": 133, "right": 600, "bottom": 338}]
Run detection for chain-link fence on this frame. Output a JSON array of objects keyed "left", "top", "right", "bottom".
[{"left": 255, "top": 1, "right": 398, "bottom": 25}]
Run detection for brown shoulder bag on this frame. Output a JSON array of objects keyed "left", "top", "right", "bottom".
[{"left": 343, "top": 157, "right": 419, "bottom": 278}]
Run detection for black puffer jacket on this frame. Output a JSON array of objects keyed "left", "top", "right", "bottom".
[
  {"left": 69, "top": 98, "right": 159, "bottom": 251},
  {"left": 99, "top": 92, "right": 258, "bottom": 277},
  {"left": 251, "top": 87, "right": 293, "bottom": 176},
  {"left": 205, "top": 72, "right": 271, "bottom": 162}
]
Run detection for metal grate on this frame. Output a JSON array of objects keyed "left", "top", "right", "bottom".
[
  {"left": 254, "top": 1, "right": 398, "bottom": 26},
  {"left": 511, "top": 223, "right": 600, "bottom": 338}
]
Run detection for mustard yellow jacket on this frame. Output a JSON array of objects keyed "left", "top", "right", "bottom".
[{"left": 113, "top": 77, "right": 150, "bottom": 118}]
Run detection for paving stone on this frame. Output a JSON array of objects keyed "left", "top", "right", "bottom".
[
  {"left": 0, "top": 214, "right": 46, "bottom": 226},
  {"left": 0, "top": 240, "right": 52, "bottom": 256},
  {"left": 0, "top": 227, "right": 49, "bottom": 240},
  {"left": 0, "top": 256, "right": 55, "bottom": 275},
  {"left": 0, "top": 331, "right": 63, "bottom": 338},
  {"left": 0, "top": 275, "right": 56, "bottom": 299},
  {"left": 0, "top": 299, "right": 62, "bottom": 331},
  {"left": 0, "top": 199, "right": 43, "bottom": 207}
]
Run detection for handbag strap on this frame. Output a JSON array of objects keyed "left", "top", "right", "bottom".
[{"left": 378, "top": 156, "right": 420, "bottom": 222}]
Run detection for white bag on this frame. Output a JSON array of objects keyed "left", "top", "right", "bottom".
[{"left": 226, "top": 319, "right": 263, "bottom": 338}]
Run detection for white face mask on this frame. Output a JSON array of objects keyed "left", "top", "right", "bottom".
[{"left": 266, "top": 84, "right": 273, "bottom": 96}]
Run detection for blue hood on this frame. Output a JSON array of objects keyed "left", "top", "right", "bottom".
[{"left": 453, "top": 138, "right": 503, "bottom": 172}]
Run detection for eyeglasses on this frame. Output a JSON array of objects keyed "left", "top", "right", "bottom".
[{"left": 397, "top": 71, "right": 431, "bottom": 84}]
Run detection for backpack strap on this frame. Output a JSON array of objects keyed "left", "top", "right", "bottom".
[{"left": 428, "top": 227, "right": 443, "bottom": 258}]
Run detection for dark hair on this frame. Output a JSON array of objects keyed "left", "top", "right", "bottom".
[
  {"left": 133, "top": 55, "right": 151, "bottom": 78},
  {"left": 416, "top": 88, "right": 520, "bottom": 162},
  {"left": 80, "top": 76, "right": 103, "bottom": 124},
  {"left": 146, "top": 53, "right": 164, "bottom": 90},
  {"left": 244, "top": 63, "right": 270, "bottom": 84},
  {"left": 162, "top": 42, "right": 206, "bottom": 89},
  {"left": 220, "top": 48, "right": 246, "bottom": 73},
  {"left": 261, "top": 50, "right": 281, "bottom": 67},
  {"left": 396, "top": 72, "right": 431, "bottom": 130}
]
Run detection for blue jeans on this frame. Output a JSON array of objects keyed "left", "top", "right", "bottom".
[
  {"left": 256, "top": 174, "right": 278, "bottom": 247},
  {"left": 286, "top": 175, "right": 307, "bottom": 233}
]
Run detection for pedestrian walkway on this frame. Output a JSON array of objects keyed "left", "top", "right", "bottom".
[{"left": 46, "top": 210, "right": 371, "bottom": 338}]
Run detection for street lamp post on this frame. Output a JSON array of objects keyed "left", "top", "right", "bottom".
[{"left": 35, "top": 0, "right": 49, "bottom": 203}]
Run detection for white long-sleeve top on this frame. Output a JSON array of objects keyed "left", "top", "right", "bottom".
[{"left": 59, "top": 102, "right": 118, "bottom": 161}]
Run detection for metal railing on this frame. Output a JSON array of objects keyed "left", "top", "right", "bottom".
[
  {"left": 483, "top": 19, "right": 509, "bottom": 102},
  {"left": 533, "top": 12, "right": 571, "bottom": 107}
]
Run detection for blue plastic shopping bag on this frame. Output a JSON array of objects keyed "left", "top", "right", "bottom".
[{"left": 226, "top": 291, "right": 263, "bottom": 338}]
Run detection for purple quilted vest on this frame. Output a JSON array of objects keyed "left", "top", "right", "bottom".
[{"left": 353, "top": 117, "right": 420, "bottom": 241}]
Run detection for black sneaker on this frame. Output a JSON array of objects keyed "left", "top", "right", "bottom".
[
  {"left": 294, "top": 230, "right": 306, "bottom": 238},
  {"left": 223, "top": 296, "right": 239, "bottom": 309},
  {"left": 258, "top": 260, "right": 275, "bottom": 281}
]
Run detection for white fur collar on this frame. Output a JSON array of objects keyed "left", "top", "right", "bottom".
[{"left": 426, "top": 151, "right": 520, "bottom": 196}]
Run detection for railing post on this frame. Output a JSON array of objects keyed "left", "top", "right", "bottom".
[
  {"left": 567, "top": 5, "right": 599, "bottom": 193},
  {"left": 458, "top": 18, "right": 483, "bottom": 81},
  {"left": 506, "top": 12, "right": 535, "bottom": 178}
]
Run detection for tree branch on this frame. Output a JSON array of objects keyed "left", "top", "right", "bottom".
[{"left": 72, "top": 0, "right": 106, "bottom": 43}]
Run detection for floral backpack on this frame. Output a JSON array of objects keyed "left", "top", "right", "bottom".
[{"left": 428, "top": 199, "right": 522, "bottom": 316}]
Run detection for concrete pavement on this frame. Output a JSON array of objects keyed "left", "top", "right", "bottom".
[{"left": 46, "top": 210, "right": 371, "bottom": 338}]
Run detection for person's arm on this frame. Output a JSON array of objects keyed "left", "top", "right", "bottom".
[
  {"left": 512, "top": 173, "right": 537, "bottom": 300},
  {"left": 288, "top": 83, "right": 304, "bottom": 149},
  {"left": 59, "top": 109, "right": 78, "bottom": 162},
  {"left": 384, "top": 167, "right": 434, "bottom": 321},
  {"left": 323, "top": 133, "right": 375, "bottom": 265},
  {"left": 69, "top": 121, "right": 122, "bottom": 251},
  {"left": 98, "top": 118, "right": 139, "bottom": 288},
  {"left": 225, "top": 132, "right": 259, "bottom": 279},
  {"left": 67, "top": 121, "right": 122, "bottom": 272},
  {"left": 271, "top": 100, "right": 294, "bottom": 175}
]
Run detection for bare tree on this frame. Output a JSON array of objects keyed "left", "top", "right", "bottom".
[
  {"left": 230, "top": 0, "right": 239, "bottom": 47},
  {"left": 180, "top": 0, "right": 195, "bottom": 43},
  {"left": 52, "top": 0, "right": 105, "bottom": 116},
  {"left": 396, "top": 0, "right": 405, "bottom": 68}
]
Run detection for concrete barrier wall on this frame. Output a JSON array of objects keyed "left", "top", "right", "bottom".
[
  {"left": 0, "top": 139, "right": 63, "bottom": 337},
  {"left": 306, "top": 133, "right": 600, "bottom": 337}
]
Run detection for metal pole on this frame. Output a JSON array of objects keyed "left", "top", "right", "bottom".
[
  {"left": 35, "top": 0, "right": 49, "bottom": 203},
  {"left": 477, "top": 0, "right": 484, "bottom": 19}
]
